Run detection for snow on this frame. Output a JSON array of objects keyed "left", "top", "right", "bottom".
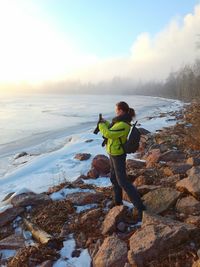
[
  {"left": 0, "top": 95, "right": 184, "bottom": 205},
  {"left": 83, "top": 177, "right": 112, "bottom": 187},
  {"left": 50, "top": 188, "right": 96, "bottom": 201},
  {"left": 75, "top": 203, "right": 98, "bottom": 213},
  {"left": 0, "top": 249, "right": 16, "bottom": 260},
  {"left": 53, "top": 236, "right": 91, "bottom": 267}
]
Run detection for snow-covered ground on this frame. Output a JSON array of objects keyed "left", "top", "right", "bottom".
[{"left": 0, "top": 94, "right": 183, "bottom": 204}]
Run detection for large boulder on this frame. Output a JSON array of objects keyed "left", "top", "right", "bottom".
[
  {"left": 101, "top": 205, "right": 127, "bottom": 235},
  {"left": 170, "top": 163, "right": 192, "bottom": 175},
  {"left": 128, "top": 211, "right": 199, "bottom": 267},
  {"left": 126, "top": 159, "right": 146, "bottom": 170},
  {"left": 0, "top": 205, "right": 24, "bottom": 227},
  {"left": 160, "top": 174, "right": 181, "bottom": 187},
  {"left": 176, "top": 196, "right": 200, "bottom": 215},
  {"left": 91, "top": 155, "right": 110, "bottom": 176},
  {"left": 176, "top": 168, "right": 200, "bottom": 199},
  {"left": 142, "top": 187, "right": 181, "bottom": 214},
  {"left": 158, "top": 150, "right": 186, "bottom": 162},
  {"left": 11, "top": 192, "right": 51, "bottom": 207},
  {"left": 93, "top": 234, "right": 128, "bottom": 267}
]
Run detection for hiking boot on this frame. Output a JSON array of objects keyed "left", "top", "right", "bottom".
[{"left": 136, "top": 205, "right": 146, "bottom": 223}]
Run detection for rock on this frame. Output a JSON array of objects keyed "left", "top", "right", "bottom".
[
  {"left": 66, "top": 192, "right": 104, "bottom": 205},
  {"left": 0, "top": 206, "right": 24, "bottom": 227},
  {"left": 0, "top": 225, "right": 14, "bottom": 240},
  {"left": 145, "top": 149, "right": 161, "bottom": 167},
  {"left": 102, "top": 205, "right": 127, "bottom": 235},
  {"left": 142, "top": 187, "right": 181, "bottom": 214},
  {"left": 170, "top": 163, "right": 192, "bottom": 175},
  {"left": 87, "top": 167, "right": 99, "bottom": 179},
  {"left": 176, "top": 196, "right": 200, "bottom": 215},
  {"left": 160, "top": 174, "right": 181, "bottom": 187},
  {"left": 176, "top": 173, "right": 200, "bottom": 199},
  {"left": 93, "top": 234, "right": 128, "bottom": 267},
  {"left": 74, "top": 153, "right": 91, "bottom": 161},
  {"left": 91, "top": 155, "right": 110, "bottom": 176},
  {"left": 80, "top": 208, "right": 102, "bottom": 224},
  {"left": 0, "top": 234, "right": 25, "bottom": 249},
  {"left": 117, "top": 222, "right": 126, "bottom": 232},
  {"left": 158, "top": 150, "right": 186, "bottom": 162},
  {"left": 192, "top": 259, "right": 200, "bottom": 267},
  {"left": 14, "top": 151, "right": 28, "bottom": 159},
  {"left": 187, "top": 157, "right": 200, "bottom": 166},
  {"left": 133, "top": 175, "right": 153, "bottom": 186},
  {"left": 85, "top": 139, "right": 93, "bottom": 143},
  {"left": 126, "top": 159, "right": 146, "bottom": 170},
  {"left": 187, "top": 166, "right": 200, "bottom": 176},
  {"left": 185, "top": 215, "right": 200, "bottom": 226},
  {"left": 128, "top": 211, "right": 199, "bottom": 267},
  {"left": 137, "top": 185, "right": 161, "bottom": 196},
  {"left": 11, "top": 192, "right": 51, "bottom": 207}
]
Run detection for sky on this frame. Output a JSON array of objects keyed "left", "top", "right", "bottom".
[{"left": 0, "top": 0, "right": 200, "bottom": 90}]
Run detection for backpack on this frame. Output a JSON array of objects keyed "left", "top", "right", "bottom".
[{"left": 120, "top": 121, "right": 141, "bottom": 154}]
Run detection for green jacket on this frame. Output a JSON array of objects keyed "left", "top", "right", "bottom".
[{"left": 99, "top": 120, "right": 131, "bottom": 155}]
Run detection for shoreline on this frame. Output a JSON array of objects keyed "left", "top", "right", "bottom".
[{"left": 1, "top": 100, "right": 200, "bottom": 266}]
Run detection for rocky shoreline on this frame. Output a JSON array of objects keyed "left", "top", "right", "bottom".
[{"left": 1, "top": 100, "right": 200, "bottom": 267}]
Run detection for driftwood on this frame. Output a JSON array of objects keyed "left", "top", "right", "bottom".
[{"left": 23, "top": 218, "right": 62, "bottom": 248}]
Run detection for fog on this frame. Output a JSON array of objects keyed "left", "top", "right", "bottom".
[{"left": 0, "top": 3, "right": 200, "bottom": 95}]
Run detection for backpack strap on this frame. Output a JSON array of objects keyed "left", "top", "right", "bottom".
[{"left": 119, "top": 137, "right": 126, "bottom": 154}]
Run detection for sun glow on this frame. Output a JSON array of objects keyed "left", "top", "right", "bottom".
[{"left": 0, "top": 1, "right": 97, "bottom": 86}]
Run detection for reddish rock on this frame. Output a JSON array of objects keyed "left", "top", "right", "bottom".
[
  {"left": 192, "top": 260, "right": 200, "bottom": 267},
  {"left": 80, "top": 208, "right": 102, "bottom": 224},
  {"left": 126, "top": 159, "right": 146, "bottom": 170},
  {"left": 145, "top": 149, "right": 161, "bottom": 167},
  {"left": 133, "top": 175, "right": 153, "bottom": 186},
  {"left": 11, "top": 192, "right": 51, "bottom": 207},
  {"left": 101, "top": 205, "right": 127, "bottom": 235},
  {"left": 74, "top": 153, "right": 91, "bottom": 161},
  {"left": 137, "top": 185, "right": 161, "bottom": 196},
  {"left": 87, "top": 167, "right": 99, "bottom": 179},
  {"left": 93, "top": 234, "right": 128, "bottom": 267},
  {"left": 0, "top": 206, "right": 24, "bottom": 227},
  {"left": 128, "top": 211, "right": 199, "bottom": 267},
  {"left": 158, "top": 150, "right": 186, "bottom": 162},
  {"left": 185, "top": 215, "right": 200, "bottom": 226},
  {"left": 176, "top": 173, "right": 200, "bottom": 199},
  {"left": 187, "top": 157, "right": 200, "bottom": 166},
  {"left": 92, "top": 155, "right": 110, "bottom": 175},
  {"left": 187, "top": 166, "right": 200, "bottom": 176},
  {"left": 142, "top": 187, "right": 181, "bottom": 214},
  {"left": 66, "top": 191, "right": 104, "bottom": 205},
  {"left": 176, "top": 196, "right": 200, "bottom": 215}
]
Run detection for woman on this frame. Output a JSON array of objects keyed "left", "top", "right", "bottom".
[{"left": 98, "top": 101, "right": 146, "bottom": 223}]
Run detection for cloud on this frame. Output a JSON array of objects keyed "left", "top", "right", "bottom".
[
  {"left": 1, "top": 1, "right": 200, "bottom": 89},
  {"left": 75, "top": 4, "right": 200, "bottom": 83}
]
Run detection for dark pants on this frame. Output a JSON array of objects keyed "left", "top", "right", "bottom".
[{"left": 109, "top": 154, "right": 145, "bottom": 211}]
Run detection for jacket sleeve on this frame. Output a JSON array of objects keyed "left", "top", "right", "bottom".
[{"left": 99, "top": 122, "right": 126, "bottom": 139}]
